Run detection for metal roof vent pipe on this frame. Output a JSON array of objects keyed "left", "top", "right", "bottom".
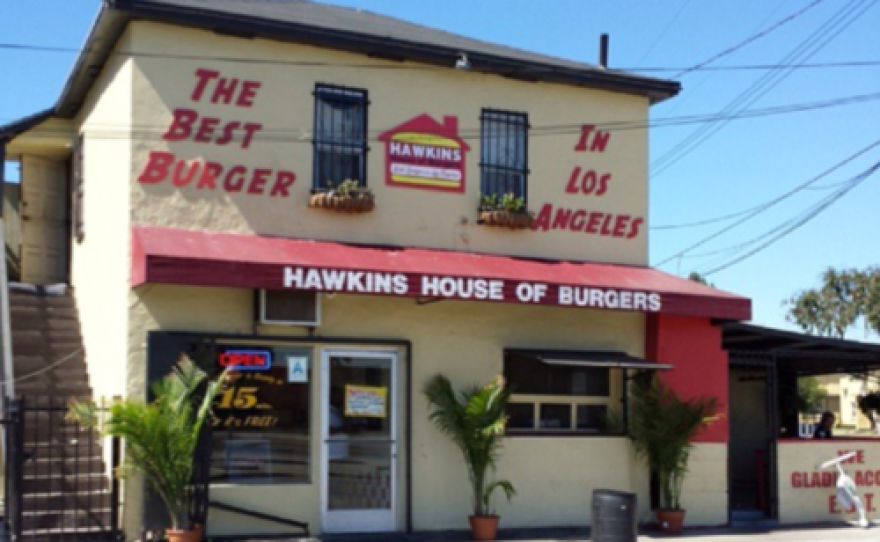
[{"left": 599, "top": 34, "right": 609, "bottom": 69}]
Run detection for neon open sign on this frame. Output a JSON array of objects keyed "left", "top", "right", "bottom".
[{"left": 218, "top": 350, "right": 272, "bottom": 371}]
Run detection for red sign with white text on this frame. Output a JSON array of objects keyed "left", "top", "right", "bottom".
[{"left": 378, "top": 114, "right": 469, "bottom": 193}]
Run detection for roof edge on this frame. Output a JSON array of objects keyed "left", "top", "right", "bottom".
[
  {"left": 0, "top": 109, "right": 55, "bottom": 141},
  {"left": 723, "top": 322, "right": 880, "bottom": 353},
  {"left": 113, "top": 0, "right": 679, "bottom": 103},
  {"left": 54, "top": 5, "right": 132, "bottom": 119}
]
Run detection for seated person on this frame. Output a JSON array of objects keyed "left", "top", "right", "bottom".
[{"left": 813, "top": 411, "right": 836, "bottom": 439}]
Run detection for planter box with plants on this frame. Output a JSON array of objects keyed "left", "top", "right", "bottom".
[
  {"left": 424, "top": 374, "right": 516, "bottom": 541},
  {"left": 309, "top": 179, "right": 376, "bottom": 214},
  {"left": 477, "top": 193, "right": 534, "bottom": 230}
]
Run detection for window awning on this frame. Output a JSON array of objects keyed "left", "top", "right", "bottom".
[
  {"left": 132, "top": 226, "right": 751, "bottom": 320},
  {"left": 508, "top": 349, "right": 673, "bottom": 371}
]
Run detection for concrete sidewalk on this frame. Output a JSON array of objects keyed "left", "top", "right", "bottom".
[{"left": 281, "top": 523, "right": 880, "bottom": 542}]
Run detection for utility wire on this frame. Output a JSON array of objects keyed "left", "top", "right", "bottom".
[
  {"left": 654, "top": 0, "right": 873, "bottom": 175},
  {"left": 697, "top": 160, "right": 880, "bottom": 275},
  {"left": 653, "top": 137, "right": 880, "bottom": 266},
  {"left": 685, "top": 166, "right": 871, "bottom": 267},
  {"left": 636, "top": 0, "right": 694, "bottom": 67},
  {"left": 8, "top": 91, "right": 880, "bottom": 144},
  {"left": 1, "top": 41, "right": 880, "bottom": 73},
  {"left": 652, "top": 0, "right": 878, "bottom": 178},
  {"left": 680, "top": 170, "right": 868, "bottom": 259},
  {"left": 652, "top": 135, "right": 880, "bottom": 231},
  {"left": 675, "top": 0, "right": 828, "bottom": 77}
]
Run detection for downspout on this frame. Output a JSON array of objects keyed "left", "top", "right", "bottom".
[{"left": 0, "top": 138, "right": 14, "bottom": 401}]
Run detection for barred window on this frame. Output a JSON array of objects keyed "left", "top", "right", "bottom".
[
  {"left": 480, "top": 109, "right": 529, "bottom": 200},
  {"left": 313, "top": 84, "right": 368, "bottom": 190}
]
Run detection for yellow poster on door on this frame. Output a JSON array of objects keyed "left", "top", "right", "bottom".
[{"left": 345, "top": 385, "right": 388, "bottom": 418}]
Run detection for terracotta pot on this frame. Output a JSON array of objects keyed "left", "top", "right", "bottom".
[
  {"left": 468, "top": 515, "right": 500, "bottom": 541},
  {"left": 166, "top": 527, "right": 202, "bottom": 542},
  {"left": 656, "top": 509, "right": 685, "bottom": 534}
]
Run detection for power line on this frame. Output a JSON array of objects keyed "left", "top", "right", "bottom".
[
  {"left": 659, "top": 0, "right": 808, "bottom": 117},
  {"left": 674, "top": 0, "right": 828, "bottom": 77},
  {"left": 6, "top": 91, "right": 880, "bottom": 145},
  {"left": 683, "top": 166, "right": 872, "bottom": 269},
  {"left": 2, "top": 41, "right": 880, "bottom": 73},
  {"left": 652, "top": 135, "right": 880, "bottom": 231},
  {"left": 651, "top": 0, "right": 879, "bottom": 178},
  {"left": 635, "top": 0, "right": 694, "bottom": 67},
  {"left": 652, "top": 137, "right": 880, "bottom": 266},
  {"left": 697, "top": 160, "right": 880, "bottom": 275},
  {"left": 637, "top": 60, "right": 880, "bottom": 72}
]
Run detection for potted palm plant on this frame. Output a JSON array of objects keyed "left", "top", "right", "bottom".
[
  {"left": 424, "top": 374, "right": 516, "bottom": 541},
  {"left": 626, "top": 377, "right": 719, "bottom": 534},
  {"left": 68, "top": 357, "right": 224, "bottom": 542}
]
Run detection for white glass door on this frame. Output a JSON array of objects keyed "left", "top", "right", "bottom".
[{"left": 321, "top": 349, "right": 397, "bottom": 533}]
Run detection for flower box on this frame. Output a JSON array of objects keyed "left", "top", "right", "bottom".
[
  {"left": 309, "top": 191, "right": 375, "bottom": 214},
  {"left": 478, "top": 210, "right": 534, "bottom": 230}
]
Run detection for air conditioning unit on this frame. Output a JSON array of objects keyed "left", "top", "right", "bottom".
[{"left": 259, "top": 289, "right": 321, "bottom": 326}]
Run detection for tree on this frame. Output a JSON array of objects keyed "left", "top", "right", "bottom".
[
  {"left": 688, "top": 272, "right": 714, "bottom": 287},
  {"left": 786, "top": 266, "right": 880, "bottom": 339},
  {"left": 797, "top": 376, "right": 827, "bottom": 414}
]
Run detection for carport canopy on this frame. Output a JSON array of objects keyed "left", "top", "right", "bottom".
[{"left": 723, "top": 322, "right": 880, "bottom": 376}]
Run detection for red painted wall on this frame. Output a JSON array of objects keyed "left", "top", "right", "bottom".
[{"left": 646, "top": 314, "right": 729, "bottom": 443}]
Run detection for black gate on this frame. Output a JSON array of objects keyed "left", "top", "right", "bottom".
[{"left": 3, "top": 396, "right": 121, "bottom": 542}]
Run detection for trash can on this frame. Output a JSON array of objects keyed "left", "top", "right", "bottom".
[{"left": 591, "top": 489, "right": 637, "bottom": 542}]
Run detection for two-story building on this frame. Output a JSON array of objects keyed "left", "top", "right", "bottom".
[{"left": 2, "top": 0, "right": 751, "bottom": 539}]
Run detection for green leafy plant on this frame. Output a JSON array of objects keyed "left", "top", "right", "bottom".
[
  {"left": 498, "top": 192, "right": 525, "bottom": 213},
  {"left": 326, "top": 178, "right": 372, "bottom": 198},
  {"left": 626, "top": 377, "right": 719, "bottom": 511},
  {"left": 67, "top": 357, "right": 224, "bottom": 531},
  {"left": 424, "top": 374, "right": 516, "bottom": 517},
  {"left": 479, "top": 193, "right": 498, "bottom": 210},
  {"left": 479, "top": 192, "right": 526, "bottom": 213}
]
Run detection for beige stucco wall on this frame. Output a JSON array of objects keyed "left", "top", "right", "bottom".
[
  {"left": 679, "top": 443, "right": 728, "bottom": 527},
  {"left": 128, "top": 21, "right": 650, "bottom": 266},
  {"left": 71, "top": 28, "right": 134, "bottom": 403},
  {"left": 778, "top": 441, "right": 880, "bottom": 524},
  {"left": 128, "top": 284, "right": 658, "bottom": 534}
]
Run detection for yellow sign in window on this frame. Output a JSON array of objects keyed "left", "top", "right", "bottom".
[{"left": 345, "top": 385, "right": 388, "bottom": 418}]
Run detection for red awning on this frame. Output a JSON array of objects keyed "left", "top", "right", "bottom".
[{"left": 132, "top": 226, "right": 751, "bottom": 320}]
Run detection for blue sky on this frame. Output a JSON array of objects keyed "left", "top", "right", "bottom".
[{"left": 2, "top": 0, "right": 878, "bottom": 339}]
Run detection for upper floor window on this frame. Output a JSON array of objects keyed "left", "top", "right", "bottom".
[
  {"left": 480, "top": 109, "right": 529, "bottom": 201},
  {"left": 313, "top": 84, "right": 368, "bottom": 191}
]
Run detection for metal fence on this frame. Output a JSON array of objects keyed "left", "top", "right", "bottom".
[{"left": 3, "top": 396, "right": 121, "bottom": 542}]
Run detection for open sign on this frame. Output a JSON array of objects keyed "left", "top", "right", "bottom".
[{"left": 218, "top": 350, "right": 272, "bottom": 371}]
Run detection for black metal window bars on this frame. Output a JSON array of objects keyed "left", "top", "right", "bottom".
[
  {"left": 312, "top": 84, "right": 369, "bottom": 191},
  {"left": 480, "top": 109, "right": 529, "bottom": 202}
]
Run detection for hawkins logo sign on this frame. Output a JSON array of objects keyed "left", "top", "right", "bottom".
[{"left": 379, "top": 114, "right": 470, "bottom": 193}]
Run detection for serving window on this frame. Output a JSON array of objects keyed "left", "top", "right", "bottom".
[
  {"left": 504, "top": 349, "right": 670, "bottom": 436},
  {"left": 505, "top": 352, "right": 615, "bottom": 433}
]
